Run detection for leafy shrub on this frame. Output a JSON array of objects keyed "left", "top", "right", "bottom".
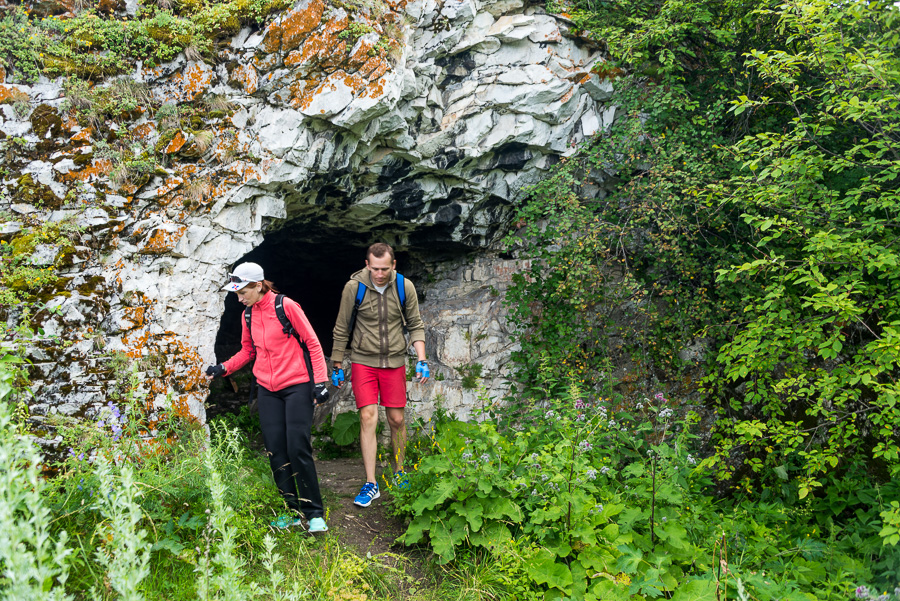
[
  {"left": 1, "top": 0, "right": 288, "bottom": 82},
  {"left": 0, "top": 9, "right": 44, "bottom": 83},
  {"left": 391, "top": 384, "right": 898, "bottom": 599},
  {"left": 706, "top": 0, "right": 900, "bottom": 495}
]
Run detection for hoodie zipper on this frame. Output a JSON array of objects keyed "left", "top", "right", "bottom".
[{"left": 378, "top": 289, "right": 388, "bottom": 368}]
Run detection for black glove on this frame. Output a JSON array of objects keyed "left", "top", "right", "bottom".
[
  {"left": 205, "top": 364, "right": 225, "bottom": 378},
  {"left": 313, "top": 383, "right": 330, "bottom": 405}
]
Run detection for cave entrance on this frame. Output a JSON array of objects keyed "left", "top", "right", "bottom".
[{"left": 212, "top": 229, "right": 414, "bottom": 373}]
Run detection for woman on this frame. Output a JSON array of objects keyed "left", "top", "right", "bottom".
[{"left": 205, "top": 261, "right": 329, "bottom": 533}]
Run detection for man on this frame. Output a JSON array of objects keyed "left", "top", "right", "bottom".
[{"left": 331, "top": 243, "right": 429, "bottom": 508}]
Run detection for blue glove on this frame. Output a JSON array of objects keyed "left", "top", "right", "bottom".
[
  {"left": 331, "top": 367, "right": 344, "bottom": 388},
  {"left": 416, "top": 360, "right": 430, "bottom": 380}
]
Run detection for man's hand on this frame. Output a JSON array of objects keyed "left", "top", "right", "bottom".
[
  {"left": 415, "top": 360, "right": 430, "bottom": 383},
  {"left": 313, "top": 383, "right": 330, "bottom": 406},
  {"left": 205, "top": 364, "right": 225, "bottom": 379},
  {"left": 331, "top": 366, "right": 345, "bottom": 388}
]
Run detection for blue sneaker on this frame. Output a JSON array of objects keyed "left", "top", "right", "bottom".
[
  {"left": 270, "top": 515, "right": 302, "bottom": 529},
  {"left": 353, "top": 482, "right": 380, "bottom": 507},
  {"left": 308, "top": 517, "right": 328, "bottom": 533},
  {"left": 394, "top": 470, "right": 410, "bottom": 490}
]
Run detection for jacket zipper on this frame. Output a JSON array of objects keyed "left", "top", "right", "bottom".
[{"left": 378, "top": 290, "right": 388, "bottom": 368}]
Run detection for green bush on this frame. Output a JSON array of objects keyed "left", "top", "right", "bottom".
[
  {"left": 390, "top": 384, "right": 898, "bottom": 599},
  {"left": 0, "top": 9, "right": 44, "bottom": 83}
]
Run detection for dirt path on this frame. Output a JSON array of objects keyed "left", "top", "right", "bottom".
[{"left": 315, "top": 457, "right": 409, "bottom": 556}]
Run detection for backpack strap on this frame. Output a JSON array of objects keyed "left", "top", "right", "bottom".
[
  {"left": 275, "top": 294, "right": 317, "bottom": 395},
  {"left": 396, "top": 273, "right": 406, "bottom": 308},
  {"left": 244, "top": 306, "right": 256, "bottom": 405},
  {"left": 395, "top": 273, "right": 408, "bottom": 332}
]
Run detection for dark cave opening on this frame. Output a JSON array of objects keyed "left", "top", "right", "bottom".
[{"left": 212, "top": 230, "right": 416, "bottom": 367}]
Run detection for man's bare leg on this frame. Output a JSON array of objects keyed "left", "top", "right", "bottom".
[
  {"left": 385, "top": 406, "right": 406, "bottom": 473},
  {"left": 359, "top": 404, "right": 379, "bottom": 483}
]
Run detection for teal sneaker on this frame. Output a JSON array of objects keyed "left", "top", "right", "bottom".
[
  {"left": 308, "top": 517, "right": 328, "bottom": 533},
  {"left": 394, "top": 470, "right": 410, "bottom": 490},
  {"left": 353, "top": 482, "right": 380, "bottom": 507},
  {"left": 270, "top": 515, "right": 302, "bottom": 529}
]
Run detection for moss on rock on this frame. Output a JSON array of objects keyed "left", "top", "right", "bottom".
[
  {"left": 30, "top": 104, "right": 64, "bottom": 139},
  {"left": 15, "top": 173, "right": 63, "bottom": 209}
]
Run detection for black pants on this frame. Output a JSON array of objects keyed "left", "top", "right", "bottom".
[{"left": 257, "top": 382, "right": 324, "bottom": 519}]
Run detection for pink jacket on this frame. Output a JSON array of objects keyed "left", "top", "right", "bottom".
[{"left": 222, "top": 291, "right": 328, "bottom": 391}]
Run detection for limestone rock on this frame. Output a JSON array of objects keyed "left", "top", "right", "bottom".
[{"left": 6, "top": 0, "right": 617, "bottom": 436}]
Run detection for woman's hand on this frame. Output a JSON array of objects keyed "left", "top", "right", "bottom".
[{"left": 205, "top": 364, "right": 225, "bottom": 380}]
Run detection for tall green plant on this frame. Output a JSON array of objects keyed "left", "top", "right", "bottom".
[
  {"left": 91, "top": 455, "right": 152, "bottom": 600},
  {"left": 0, "top": 353, "right": 73, "bottom": 600},
  {"left": 709, "top": 0, "right": 900, "bottom": 492}
]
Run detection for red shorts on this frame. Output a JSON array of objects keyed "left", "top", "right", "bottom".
[{"left": 350, "top": 364, "right": 407, "bottom": 409}]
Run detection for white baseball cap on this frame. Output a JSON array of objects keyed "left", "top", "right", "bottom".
[{"left": 221, "top": 262, "right": 264, "bottom": 292}]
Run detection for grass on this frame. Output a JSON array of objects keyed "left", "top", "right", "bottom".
[{"left": 9, "top": 393, "right": 529, "bottom": 600}]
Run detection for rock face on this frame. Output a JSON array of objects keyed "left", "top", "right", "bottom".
[{"left": 0, "top": 0, "right": 613, "bottom": 443}]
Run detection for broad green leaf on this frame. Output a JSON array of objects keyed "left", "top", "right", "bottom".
[
  {"left": 527, "top": 549, "right": 573, "bottom": 591},
  {"left": 468, "top": 521, "right": 511, "bottom": 549},
  {"left": 331, "top": 412, "right": 360, "bottom": 446},
  {"left": 670, "top": 579, "right": 717, "bottom": 601},
  {"left": 412, "top": 478, "right": 459, "bottom": 513}
]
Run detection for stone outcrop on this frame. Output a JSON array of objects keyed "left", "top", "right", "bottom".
[{"left": 0, "top": 0, "right": 614, "bottom": 445}]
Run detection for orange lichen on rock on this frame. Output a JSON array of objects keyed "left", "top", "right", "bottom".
[
  {"left": 170, "top": 63, "right": 213, "bottom": 102},
  {"left": 140, "top": 225, "right": 187, "bottom": 255},
  {"left": 163, "top": 131, "right": 188, "bottom": 154},
  {"left": 123, "top": 330, "right": 150, "bottom": 359},
  {"left": 169, "top": 339, "right": 207, "bottom": 395},
  {"left": 290, "top": 12, "right": 350, "bottom": 68},
  {"left": 0, "top": 84, "right": 29, "bottom": 104},
  {"left": 262, "top": 0, "right": 326, "bottom": 54},
  {"left": 289, "top": 78, "right": 320, "bottom": 110},
  {"left": 346, "top": 36, "right": 377, "bottom": 71},
  {"left": 131, "top": 122, "right": 157, "bottom": 141},
  {"left": 70, "top": 128, "right": 93, "bottom": 143},
  {"left": 65, "top": 157, "right": 114, "bottom": 182},
  {"left": 367, "top": 59, "right": 392, "bottom": 82},
  {"left": 341, "top": 72, "right": 368, "bottom": 95},
  {"left": 229, "top": 64, "right": 259, "bottom": 95},
  {"left": 356, "top": 55, "right": 385, "bottom": 79},
  {"left": 153, "top": 174, "right": 184, "bottom": 198},
  {"left": 120, "top": 306, "right": 147, "bottom": 330}
]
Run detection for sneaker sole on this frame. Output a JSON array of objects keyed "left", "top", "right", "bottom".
[{"left": 353, "top": 490, "right": 381, "bottom": 507}]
